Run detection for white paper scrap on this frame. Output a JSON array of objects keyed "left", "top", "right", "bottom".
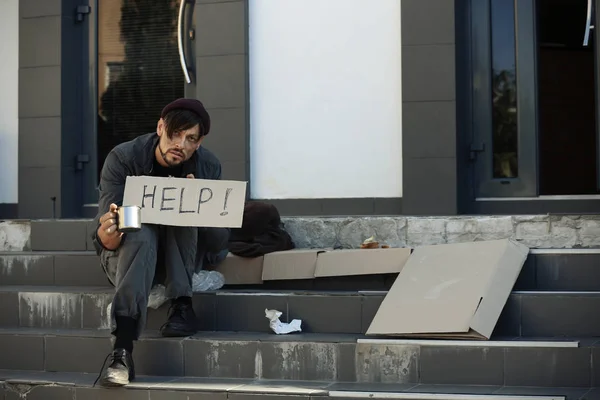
[{"left": 265, "top": 309, "right": 302, "bottom": 334}]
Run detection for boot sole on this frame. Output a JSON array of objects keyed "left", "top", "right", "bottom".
[
  {"left": 160, "top": 327, "right": 197, "bottom": 337},
  {"left": 99, "top": 376, "right": 129, "bottom": 387}
]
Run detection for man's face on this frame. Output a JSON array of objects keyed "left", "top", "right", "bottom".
[{"left": 156, "top": 118, "right": 204, "bottom": 167}]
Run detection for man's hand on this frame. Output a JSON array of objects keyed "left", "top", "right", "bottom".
[
  {"left": 97, "top": 203, "right": 123, "bottom": 250},
  {"left": 186, "top": 174, "right": 194, "bottom": 179}
]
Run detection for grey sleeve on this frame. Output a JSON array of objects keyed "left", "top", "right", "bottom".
[
  {"left": 213, "top": 160, "right": 222, "bottom": 180},
  {"left": 94, "top": 150, "right": 128, "bottom": 226}
]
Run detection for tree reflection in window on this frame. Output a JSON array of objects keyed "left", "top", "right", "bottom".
[
  {"left": 97, "top": 0, "right": 184, "bottom": 178},
  {"left": 491, "top": 0, "right": 518, "bottom": 178}
]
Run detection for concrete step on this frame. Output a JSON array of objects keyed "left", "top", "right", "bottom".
[
  {"left": 0, "top": 219, "right": 96, "bottom": 252},
  {"left": 5, "top": 215, "right": 600, "bottom": 253},
  {"left": 0, "top": 328, "right": 592, "bottom": 388},
  {"left": 3, "top": 250, "right": 600, "bottom": 292},
  {"left": 0, "top": 370, "right": 586, "bottom": 400},
  {"left": 516, "top": 250, "right": 600, "bottom": 291},
  {"left": 0, "top": 251, "right": 106, "bottom": 287},
  {"left": 3, "top": 287, "right": 600, "bottom": 337},
  {"left": 231, "top": 250, "right": 600, "bottom": 292}
]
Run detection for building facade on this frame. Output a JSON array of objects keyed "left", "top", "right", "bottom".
[{"left": 2, "top": 0, "right": 599, "bottom": 219}]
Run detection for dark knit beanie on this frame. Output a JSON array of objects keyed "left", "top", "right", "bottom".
[{"left": 161, "top": 98, "right": 211, "bottom": 135}]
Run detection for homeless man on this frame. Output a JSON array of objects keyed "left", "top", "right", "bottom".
[{"left": 91, "top": 98, "right": 229, "bottom": 387}]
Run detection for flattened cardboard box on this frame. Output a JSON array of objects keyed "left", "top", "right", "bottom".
[
  {"left": 262, "top": 249, "right": 325, "bottom": 281},
  {"left": 314, "top": 248, "right": 412, "bottom": 277},
  {"left": 214, "top": 253, "right": 264, "bottom": 285},
  {"left": 366, "top": 239, "right": 529, "bottom": 340}
]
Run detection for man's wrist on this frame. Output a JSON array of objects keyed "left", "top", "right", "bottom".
[
  {"left": 94, "top": 227, "right": 119, "bottom": 251},
  {"left": 93, "top": 228, "right": 109, "bottom": 253}
]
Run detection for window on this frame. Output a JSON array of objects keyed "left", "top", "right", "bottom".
[
  {"left": 97, "top": 0, "right": 185, "bottom": 174},
  {"left": 490, "top": 0, "right": 518, "bottom": 178}
]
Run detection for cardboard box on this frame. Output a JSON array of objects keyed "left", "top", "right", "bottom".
[
  {"left": 262, "top": 249, "right": 325, "bottom": 280},
  {"left": 214, "top": 253, "right": 264, "bottom": 285},
  {"left": 366, "top": 239, "right": 529, "bottom": 340},
  {"left": 314, "top": 248, "right": 412, "bottom": 277}
]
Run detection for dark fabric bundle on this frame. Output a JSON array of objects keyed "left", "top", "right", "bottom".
[{"left": 228, "top": 201, "right": 295, "bottom": 257}]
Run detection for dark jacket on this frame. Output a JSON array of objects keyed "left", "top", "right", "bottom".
[{"left": 92, "top": 133, "right": 222, "bottom": 252}]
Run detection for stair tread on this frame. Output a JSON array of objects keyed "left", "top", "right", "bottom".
[
  {"left": 0, "top": 327, "right": 592, "bottom": 346},
  {"left": 0, "top": 285, "right": 110, "bottom": 293},
  {"left": 4, "top": 286, "right": 600, "bottom": 296},
  {"left": 0, "top": 369, "right": 329, "bottom": 395},
  {"left": 0, "top": 327, "right": 362, "bottom": 342},
  {"left": 330, "top": 383, "right": 589, "bottom": 399},
  {"left": 0, "top": 251, "right": 96, "bottom": 256},
  {"left": 3, "top": 249, "right": 600, "bottom": 254},
  {"left": 0, "top": 369, "right": 588, "bottom": 398},
  {"left": 4, "top": 287, "right": 600, "bottom": 338}
]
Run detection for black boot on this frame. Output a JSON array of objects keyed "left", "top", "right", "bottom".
[
  {"left": 96, "top": 348, "right": 135, "bottom": 387},
  {"left": 160, "top": 298, "right": 198, "bottom": 337}
]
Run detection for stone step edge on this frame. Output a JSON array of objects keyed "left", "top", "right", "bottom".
[
  {"left": 0, "top": 370, "right": 571, "bottom": 399},
  {"left": 0, "top": 328, "right": 581, "bottom": 348},
  {"left": 530, "top": 249, "right": 600, "bottom": 254},
  {"left": 6, "top": 215, "right": 600, "bottom": 252},
  {"left": 356, "top": 339, "right": 579, "bottom": 348},
  {"left": 0, "top": 251, "right": 96, "bottom": 256},
  {"left": 329, "top": 392, "right": 565, "bottom": 400},
  {"left": 6, "top": 249, "right": 600, "bottom": 255},
  {"left": 5, "top": 286, "right": 600, "bottom": 296},
  {"left": 0, "top": 370, "right": 329, "bottom": 396}
]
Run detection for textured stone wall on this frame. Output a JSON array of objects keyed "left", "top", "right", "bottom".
[
  {"left": 0, "top": 221, "right": 31, "bottom": 251},
  {"left": 3, "top": 216, "right": 600, "bottom": 251},
  {"left": 282, "top": 215, "right": 600, "bottom": 249}
]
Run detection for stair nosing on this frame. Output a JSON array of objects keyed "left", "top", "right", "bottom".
[
  {"left": 357, "top": 338, "right": 579, "bottom": 348},
  {"left": 329, "top": 391, "right": 565, "bottom": 400},
  {"left": 3, "top": 286, "right": 600, "bottom": 297},
  {"left": 1, "top": 249, "right": 600, "bottom": 255},
  {"left": 529, "top": 248, "right": 600, "bottom": 254},
  {"left": 0, "top": 327, "right": 587, "bottom": 348},
  {"left": 0, "top": 370, "right": 578, "bottom": 398},
  {"left": 0, "top": 251, "right": 96, "bottom": 256}
]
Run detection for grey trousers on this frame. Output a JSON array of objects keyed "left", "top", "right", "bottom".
[{"left": 100, "top": 225, "right": 230, "bottom": 338}]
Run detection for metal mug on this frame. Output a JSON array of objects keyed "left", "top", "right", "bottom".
[{"left": 116, "top": 205, "right": 142, "bottom": 233}]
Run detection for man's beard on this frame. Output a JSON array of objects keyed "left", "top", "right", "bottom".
[{"left": 158, "top": 144, "right": 184, "bottom": 167}]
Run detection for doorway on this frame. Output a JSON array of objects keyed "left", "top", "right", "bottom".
[
  {"left": 471, "top": 0, "right": 600, "bottom": 199},
  {"left": 79, "top": 0, "right": 198, "bottom": 217},
  {"left": 538, "top": 0, "right": 598, "bottom": 194}
]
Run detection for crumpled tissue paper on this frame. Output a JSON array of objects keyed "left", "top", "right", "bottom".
[{"left": 265, "top": 309, "right": 302, "bottom": 334}]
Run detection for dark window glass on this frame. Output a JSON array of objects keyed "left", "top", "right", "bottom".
[
  {"left": 491, "top": 0, "right": 518, "bottom": 178},
  {"left": 97, "top": 0, "right": 184, "bottom": 174}
]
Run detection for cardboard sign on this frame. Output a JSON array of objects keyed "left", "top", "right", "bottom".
[{"left": 122, "top": 176, "right": 247, "bottom": 228}]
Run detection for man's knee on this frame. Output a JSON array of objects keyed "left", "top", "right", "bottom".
[
  {"left": 164, "top": 225, "right": 199, "bottom": 248},
  {"left": 108, "top": 225, "right": 159, "bottom": 287},
  {"left": 123, "top": 224, "right": 159, "bottom": 247}
]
